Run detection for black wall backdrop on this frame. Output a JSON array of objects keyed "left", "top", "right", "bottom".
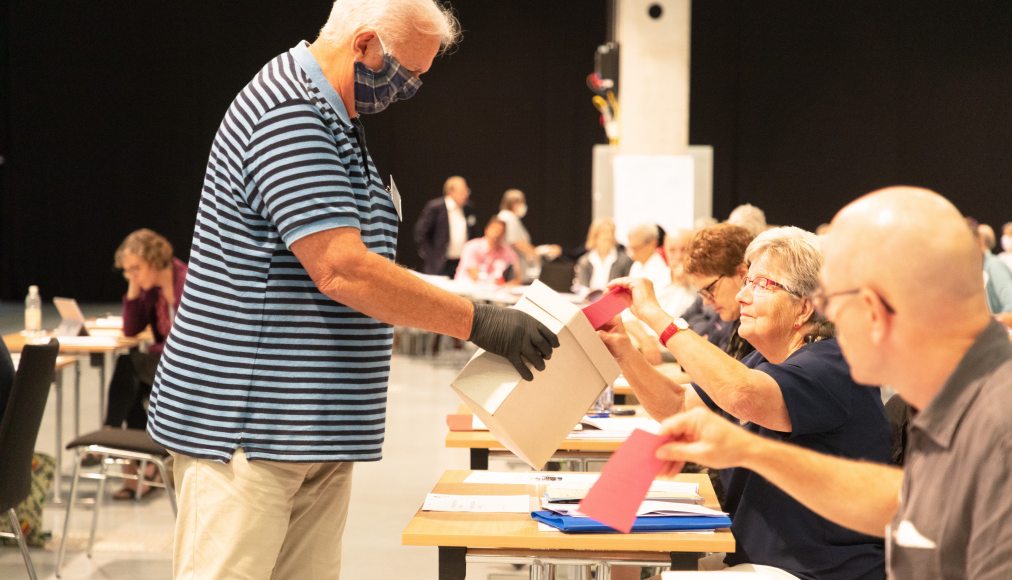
[{"left": 1, "top": 1, "right": 1010, "bottom": 301}]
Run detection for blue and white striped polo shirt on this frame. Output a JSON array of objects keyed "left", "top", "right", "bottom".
[{"left": 147, "top": 41, "right": 399, "bottom": 463}]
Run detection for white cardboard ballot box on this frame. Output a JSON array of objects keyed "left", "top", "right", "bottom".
[{"left": 451, "top": 281, "right": 621, "bottom": 469}]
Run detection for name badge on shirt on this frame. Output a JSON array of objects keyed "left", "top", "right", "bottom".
[{"left": 387, "top": 175, "right": 403, "bottom": 222}]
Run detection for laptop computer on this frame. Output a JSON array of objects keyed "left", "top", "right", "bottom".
[
  {"left": 537, "top": 260, "right": 576, "bottom": 294},
  {"left": 53, "top": 297, "right": 89, "bottom": 337}
]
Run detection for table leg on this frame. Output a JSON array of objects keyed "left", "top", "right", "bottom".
[
  {"left": 52, "top": 369, "right": 64, "bottom": 504},
  {"left": 74, "top": 361, "right": 81, "bottom": 437},
  {"left": 438, "top": 546, "right": 467, "bottom": 580},
  {"left": 669, "top": 552, "right": 701, "bottom": 571},
  {"left": 101, "top": 351, "right": 114, "bottom": 424},
  {"left": 470, "top": 448, "right": 489, "bottom": 470}
]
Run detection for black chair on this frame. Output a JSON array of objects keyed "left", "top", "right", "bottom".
[
  {"left": 55, "top": 428, "right": 175, "bottom": 577},
  {"left": 0, "top": 339, "right": 59, "bottom": 580}
]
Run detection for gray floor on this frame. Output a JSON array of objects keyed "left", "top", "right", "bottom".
[{"left": 0, "top": 302, "right": 535, "bottom": 579}]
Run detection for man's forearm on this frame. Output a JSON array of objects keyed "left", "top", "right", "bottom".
[
  {"left": 322, "top": 251, "right": 474, "bottom": 339},
  {"left": 741, "top": 435, "right": 902, "bottom": 537}
]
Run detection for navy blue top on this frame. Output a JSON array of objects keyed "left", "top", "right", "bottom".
[{"left": 694, "top": 338, "right": 889, "bottom": 580}]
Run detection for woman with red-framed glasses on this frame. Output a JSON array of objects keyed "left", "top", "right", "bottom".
[{"left": 600, "top": 226, "right": 890, "bottom": 579}]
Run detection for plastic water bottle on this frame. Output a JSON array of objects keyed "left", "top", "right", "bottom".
[
  {"left": 24, "top": 285, "right": 42, "bottom": 335},
  {"left": 590, "top": 383, "right": 614, "bottom": 413}
]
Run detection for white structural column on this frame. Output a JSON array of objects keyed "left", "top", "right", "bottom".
[
  {"left": 617, "top": 0, "right": 691, "bottom": 155},
  {"left": 594, "top": 0, "right": 713, "bottom": 240}
]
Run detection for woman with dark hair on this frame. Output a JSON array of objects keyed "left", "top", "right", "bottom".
[{"left": 681, "top": 223, "right": 756, "bottom": 359}]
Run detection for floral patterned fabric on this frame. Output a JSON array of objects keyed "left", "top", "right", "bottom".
[{"left": 2, "top": 453, "right": 55, "bottom": 547}]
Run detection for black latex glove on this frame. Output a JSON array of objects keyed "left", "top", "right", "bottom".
[{"left": 468, "top": 303, "right": 560, "bottom": 381}]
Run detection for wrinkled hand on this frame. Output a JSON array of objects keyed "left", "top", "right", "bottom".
[
  {"left": 655, "top": 407, "right": 755, "bottom": 477},
  {"left": 609, "top": 277, "right": 663, "bottom": 322},
  {"left": 596, "top": 316, "right": 636, "bottom": 359},
  {"left": 469, "top": 303, "right": 560, "bottom": 381}
]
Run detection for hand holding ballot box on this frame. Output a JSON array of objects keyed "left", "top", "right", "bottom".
[{"left": 452, "top": 282, "right": 630, "bottom": 468}]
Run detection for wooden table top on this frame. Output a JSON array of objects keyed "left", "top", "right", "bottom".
[
  {"left": 445, "top": 405, "right": 650, "bottom": 453},
  {"left": 10, "top": 353, "right": 79, "bottom": 371},
  {"left": 446, "top": 430, "right": 629, "bottom": 453},
  {"left": 402, "top": 470, "right": 734, "bottom": 553},
  {"left": 4, "top": 331, "right": 144, "bottom": 354}
]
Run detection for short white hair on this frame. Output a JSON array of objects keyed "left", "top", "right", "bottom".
[
  {"left": 728, "top": 203, "right": 767, "bottom": 237},
  {"left": 744, "top": 226, "right": 822, "bottom": 297},
  {"left": 320, "top": 0, "right": 460, "bottom": 53},
  {"left": 628, "top": 223, "right": 660, "bottom": 246}
]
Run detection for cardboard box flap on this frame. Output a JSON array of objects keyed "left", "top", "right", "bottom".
[
  {"left": 517, "top": 281, "right": 620, "bottom": 382},
  {"left": 565, "top": 310, "right": 621, "bottom": 384},
  {"left": 513, "top": 281, "right": 574, "bottom": 335},
  {"left": 451, "top": 349, "right": 526, "bottom": 415},
  {"left": 450, "top": 282, "right": 623, "bottom": 469}
]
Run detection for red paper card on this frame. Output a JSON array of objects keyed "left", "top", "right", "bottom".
[
  {"left": 577, "top": 429, "right": 673, "bottom": 533},
  {"left": 582, "top": 287, "right": 632, "bottom": 330}
]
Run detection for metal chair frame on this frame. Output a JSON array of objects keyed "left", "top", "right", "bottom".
[
  {"left": 0, "top": 507, "right": 39, "bottom": 580},
  {"left": 55, "top": 443, "right": 176, "bottom": 578}
]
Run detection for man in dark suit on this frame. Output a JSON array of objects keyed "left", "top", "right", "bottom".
[{"left": 414, "top": 175, "right": 479, "bottom": 276}]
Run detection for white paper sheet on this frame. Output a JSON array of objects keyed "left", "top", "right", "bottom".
[
  {"left": 422, "top": 493, "right": 531, "bottom": 513},
  {"left": 464, "top": 471, "right": 600, "bottom": 486}
]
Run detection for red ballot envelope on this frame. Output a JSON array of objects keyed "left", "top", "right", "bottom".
[
  {"left": 581, "top": 286, "right": 632, "bottom": 330},
  {"left": 577, "top": 428, "right": 674, "bottom": 533}
]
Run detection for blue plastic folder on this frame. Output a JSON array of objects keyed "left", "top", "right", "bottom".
[{"left": 532, "top": 510, "right": 732, "bottom": 533}]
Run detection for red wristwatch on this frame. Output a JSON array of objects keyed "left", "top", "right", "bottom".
[{"left": 658, "top": 318, "right": 689, "bottom": 346}]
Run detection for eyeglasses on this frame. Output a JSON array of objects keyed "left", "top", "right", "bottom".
[
  {"left": 697, "top": 275, "right": 723, "bottom": 301},
  {"left": 741, "top": 275, "right": 800, "bottom": 297},
  {"left": 811, "top": 286, "right": 896, "bottom": 317}
]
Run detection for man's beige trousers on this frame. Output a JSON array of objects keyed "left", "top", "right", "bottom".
[{"left": 171, "top": 449, "right": 354, "bottom": 580}]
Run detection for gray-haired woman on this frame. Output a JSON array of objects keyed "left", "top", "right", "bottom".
[{"left": 601, "top": 226, "right": 890, "bottom": 580}]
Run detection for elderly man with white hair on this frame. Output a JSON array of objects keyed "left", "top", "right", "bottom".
[
  {"left": 650, "top": 187, "right": 1011, "bottom": 579},
  {"left": 145, "top": 2, "right": 559, "bottom": 578},
  {"left": 603, "top": 226, "right": 890, "bottom": 579}
]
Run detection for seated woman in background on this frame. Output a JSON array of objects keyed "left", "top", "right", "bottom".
[
  {"left": 602, "top": 227, "right": 890, "bottom": 580},
  {"left": 104, "top": 228, "right": 187, "bottom": 498},
  {"left": 622, "top": 228, "right": 698, "bottom": 365},
  {"left": 573, "top": 217, "right": 632, "bottom": 293}
]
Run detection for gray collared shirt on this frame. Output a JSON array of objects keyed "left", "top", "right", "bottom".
[{"left": 888, "top": 320, "right": 1012, "bottom": 579}]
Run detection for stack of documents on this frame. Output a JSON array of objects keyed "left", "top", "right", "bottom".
[
  {"left": 421, "top": 493, "right": 531, "bottom": 513},
  {"left": 542, "top": 500, "right": 727, "bottom": 518},
  {"left": 544, "top": 479, "right": 703, "bottom": 504},
  {"left": 531, "top": 509, "right": 731, "bottom": 533},
  {"left": 533, "top": 499, "right": 730, "bottom": 533},
  {"left": 88, "top": 316, "right": 124, "bottom": 330}
]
